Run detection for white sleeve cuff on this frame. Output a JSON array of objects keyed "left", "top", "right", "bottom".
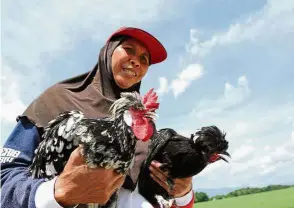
[
  {"left": 35, "top": 177, "right": 64, "bottom": 208},
  {"left": 174, "top": 189, "right": 193, "bottom": 206}
]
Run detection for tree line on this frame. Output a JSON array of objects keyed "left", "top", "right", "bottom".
[{"left": 194, "top": 184, "right": 294, "bottom": 203}]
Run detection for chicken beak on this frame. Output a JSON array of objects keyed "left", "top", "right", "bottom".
[{"left": 218, "top": 151, "right": 231, "bottom": 163}]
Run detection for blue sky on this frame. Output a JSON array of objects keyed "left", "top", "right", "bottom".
[{"left": 1, "top": 0, "right": 294, "bottom": 189}]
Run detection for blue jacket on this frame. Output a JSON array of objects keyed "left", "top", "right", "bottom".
[{"left": 1, "top": 117, "right": 45, "bottom": 208}]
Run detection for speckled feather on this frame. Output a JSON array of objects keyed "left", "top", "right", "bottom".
[
  {"left": 29, "top": 110, "right": 136, "bottom": 180},
  {"left": 28, "top": 89, "right": 159, "bottom": 208}
]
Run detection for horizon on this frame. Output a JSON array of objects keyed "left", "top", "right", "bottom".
[{"left": 1, "top": 0, "right": 294, "bottom": 190}]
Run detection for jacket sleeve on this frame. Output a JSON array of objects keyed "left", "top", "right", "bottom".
[
  {"left": 1, "top": 117, "right": 61, "bottom": 208},
  {"left": 172, "top": 190, "right": 195, "bottom": 208}
]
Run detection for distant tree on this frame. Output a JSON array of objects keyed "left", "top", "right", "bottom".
[
  {"left": 194, "top": 192, "right": 209, "bottom": 203},
  {"left": 212, "top": 195, "right": 225, "bottom": 200},
  {"left": 215, "top": 184, "right": 293, "bottom": 200}
]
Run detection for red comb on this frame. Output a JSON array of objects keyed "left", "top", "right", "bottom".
[{"left": 142, "top": 88, "right": 159, "bottom": 111}]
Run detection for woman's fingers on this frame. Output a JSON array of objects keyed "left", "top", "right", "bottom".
[
  {"left": 150, "top": 161, "right": 169, "bottom": 177},
  {"left": 149, "top": 161, "right": 171, "bottom": 190},
  {"left": 150, "top": 172, "right": 169, "bottom": 190},
  {"left": 149, "top": 160, "right": 193, "bottom": 197}
]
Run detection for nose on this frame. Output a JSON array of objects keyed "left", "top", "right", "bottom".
[{"left": 130, "top": 59, "right": 140, "bottom": 68}]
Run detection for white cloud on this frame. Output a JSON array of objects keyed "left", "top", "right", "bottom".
[
  {"left": 193, "top": 116, "right": 294, "bottom": 187},
  {"left": 230, "top": 138, "right": 294, "bottom": 177},
  {"left": 194, "top": 133, "right": 294, "bottom": 188},
  {"left": 169, "top": 0, "right": 294, "bottom": 120},
  {"left": 224, "top": 75, "right": 250, "bottom": 105},
  {"left": 1, "top": 1, "right": 177, "bottom": 110},
  {"left": 291, "top": 123, "right": 294, "bottom": 139},
  {"left": 186, "top": 0, "right": 294, "bottom": 58},
  {"left": 2, "top": 0, "right": 173, "bottom": 72},
  {"left": 156, "top": 77, "right": 169, "bottom": 96},
  {"left": 186, "top": 0, "right": 294, "bottom": 189},
  {"left": 171, "top": 63, "right": 204, "bottom": 97},
  {"left": 178, "top": 64, "right": 204, "bottom": 81},
  {"left": 0, "top": 63, "right": 26, "bottom": 123},
  {"left": 231, "top": 145, "right": 255, "bottom": 162},
  {"left": 187, "top": 100, "right": 294, "bottom": 153},
  {"left": 264, "top": 145, "right": 271, "bottom": 151},
  {"left": 1, "top": 0, "right": 177, "bottom": 90},
  {"left": 230, "top": 155, "right": 272, "bottom": 176},
  {"left": 226, "top": 122, "right": 249, "bottom": 139},
  {"left": 192, "top": 75, "right": 250, "bottom": 119},
  {"left": 181, "top": 80, "right": 293, "bottom": 189}
]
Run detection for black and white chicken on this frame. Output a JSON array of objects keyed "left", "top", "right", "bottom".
[
  {"left": 138, "top": 126, "right": 230, "bottom": 208},
  {"left": 28, "top": 89, "right": 160, "bottom": 208}
]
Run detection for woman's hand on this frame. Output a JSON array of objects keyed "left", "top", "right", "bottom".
[
  {"left": 149, "top": 161, "right": 192, "bottom": 198},
  {"left": 54, "top": 146, "right": 125, "bottom": 206}
]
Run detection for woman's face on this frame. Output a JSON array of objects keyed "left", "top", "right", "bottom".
[{"left": 111, "top": 38, "right": 150, "bottom": 89}]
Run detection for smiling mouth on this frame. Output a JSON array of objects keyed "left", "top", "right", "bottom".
[{"left": 123, "top": 68, "right": 137, "bottom": 77}]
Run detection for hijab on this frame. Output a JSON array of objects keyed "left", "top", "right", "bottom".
[{"left": 18, "top": 35, "right": 149, "bottom": 190}]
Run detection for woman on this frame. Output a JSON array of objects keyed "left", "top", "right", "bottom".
[{"left": 1, "top": 26, "right": 195, "bottom": 208}]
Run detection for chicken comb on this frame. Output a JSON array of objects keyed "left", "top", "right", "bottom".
[{"left": 142, "top": 88, "right": 160, "bottom": 111}]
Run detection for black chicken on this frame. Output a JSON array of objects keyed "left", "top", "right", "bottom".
[
  {"left": 28, "top": 89, "right": 160, "bottom": 208},
  {"left": 138, "top": 126, "right": 230, "bottom": 207}
]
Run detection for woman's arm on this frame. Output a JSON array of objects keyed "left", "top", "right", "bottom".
[{"left": 1, "top": 117, "right": 57, "bottom": 208}]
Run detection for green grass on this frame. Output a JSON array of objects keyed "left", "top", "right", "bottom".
[{"left": 194, "top": 187, "right": 294, "bottom": 208}]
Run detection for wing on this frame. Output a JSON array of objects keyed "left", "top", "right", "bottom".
[
  {"left": 29, "top": 110, "right": 84, "bottom": 179},
  {"left": 77, "top": 117, "right": 136, "bottom": 174},
  {"left": 144, "top": 128, "right": 176, "bottom": 167}
]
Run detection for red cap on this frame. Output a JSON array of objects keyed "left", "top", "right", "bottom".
[{"left": 107, "top": 27, "right": 167, "bottom": 65}]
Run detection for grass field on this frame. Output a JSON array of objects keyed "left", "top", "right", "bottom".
[{"left": 194, "top": 187, "right": 294, "bottom": 208}]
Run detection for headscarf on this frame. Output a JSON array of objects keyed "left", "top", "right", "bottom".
[{"left": 18, "top": 35, "right": 149, "bottom": 190}]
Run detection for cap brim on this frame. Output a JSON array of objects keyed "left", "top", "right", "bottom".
[{"left": 107, "top": 27, "right": 167, "bottom": 65}]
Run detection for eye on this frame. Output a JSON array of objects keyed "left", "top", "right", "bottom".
[
  {"left": 140, "top": 56, "right": 149, "bottom": 65},
  {"left": 124, "top": 46, "right": 135, "bottom": 54}
]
